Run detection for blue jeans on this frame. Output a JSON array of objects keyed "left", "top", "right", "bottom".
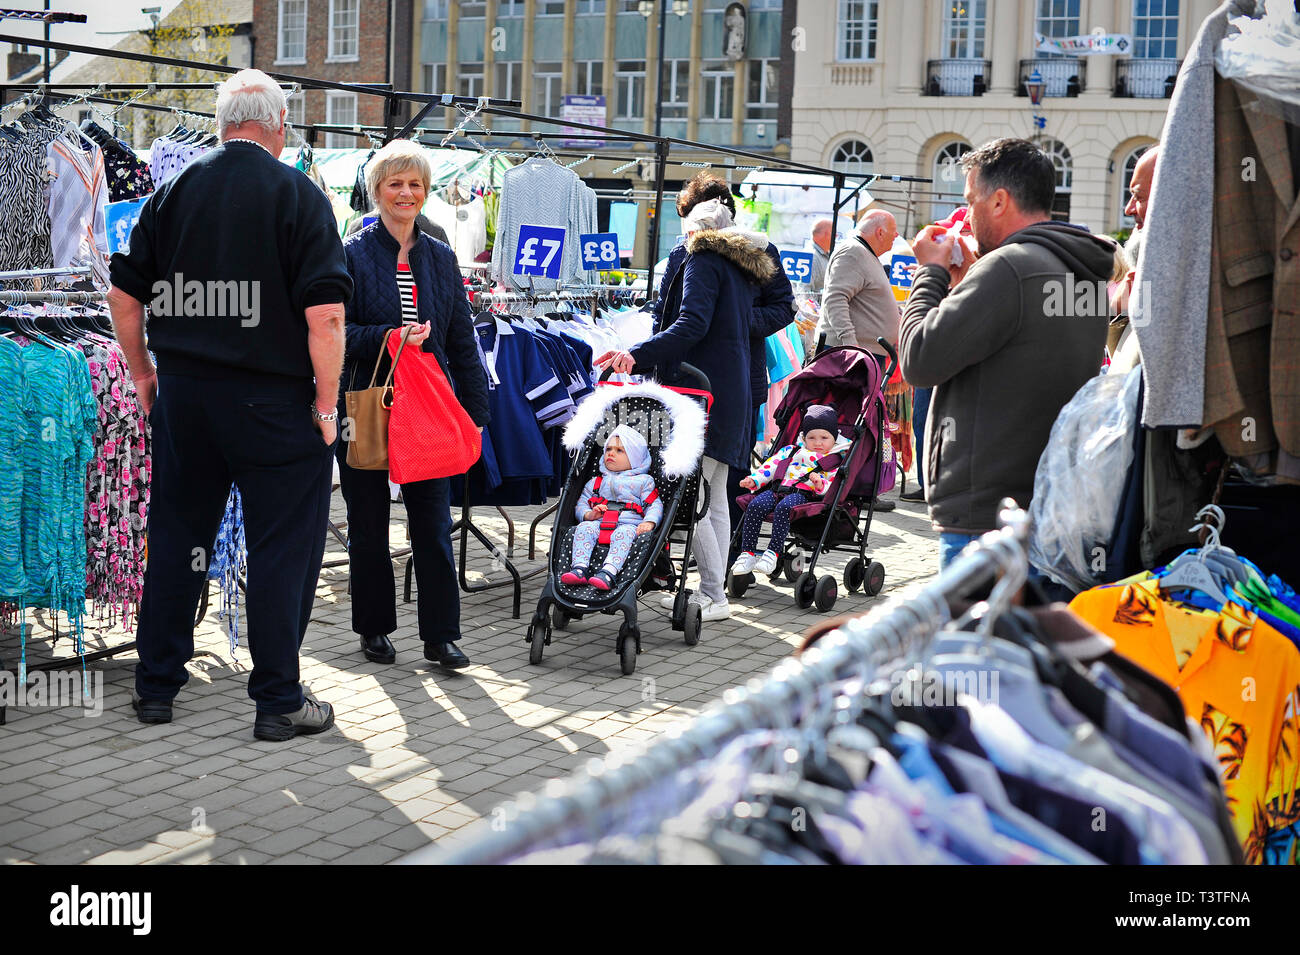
[
  {"left": 912, "top": 387, "right": 932, "bottom": 493},
  {"left": 939, "top": 531, "right": 979, "bottom": 570}
]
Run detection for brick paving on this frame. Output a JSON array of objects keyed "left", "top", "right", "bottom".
[{"left": 0, "top": 480, "right": 937, "bottom": 864}]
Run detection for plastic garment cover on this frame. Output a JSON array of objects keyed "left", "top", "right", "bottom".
[
  {"left": 1216, "top": 0, "right": 1300, "bottom": 110},
  {"left": 1028, "top": 366, "right": 1142, "bottom": 592}
]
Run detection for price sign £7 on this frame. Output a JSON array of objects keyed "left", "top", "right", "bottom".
[
  {"left": 514, "top": 224, "right": 567, "bottom": 279},
  {"left": 580, "top": 232, "right": 620, "bottom": 268},
  {"left": 779, "top": 250, "right": 813, "bottom": 284}
]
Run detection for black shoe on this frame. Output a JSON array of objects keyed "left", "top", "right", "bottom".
[
  {"left": 360, "top": 633, "right": 396, "bottom": 664},
  {"left": 131, "top": 692, "right": 172, "bottom": 724},
  {"left": 253, "top": 697, "right": 335, "bottom": 742},
  {"left": 899, "top": 489, "right": 926, "bottom": 503},
  {"left": 873, "top": 498, "right": 896, "bottom": 512},
  {"left": 424, "top": 641, "right": 470, "bottom": 670}
]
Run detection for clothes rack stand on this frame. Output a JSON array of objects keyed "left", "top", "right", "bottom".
[{"left": 415, "top": 501, "right": 1032, "bottom": 865}]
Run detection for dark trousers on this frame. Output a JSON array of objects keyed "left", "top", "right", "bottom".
[
  {"left": 135, "top": 374, "right": 334, "bottom": 715},
  {"left": 335, "top": 442, "right": 460, "bottom": 646}
]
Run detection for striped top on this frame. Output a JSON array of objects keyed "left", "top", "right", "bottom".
[{"left": 396, "top": 263, "right": 418, "bottom": 322}]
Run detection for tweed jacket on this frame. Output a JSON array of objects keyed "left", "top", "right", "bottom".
[{"left": 1203, "top": 74, "right": 1300, "bottom": 475}]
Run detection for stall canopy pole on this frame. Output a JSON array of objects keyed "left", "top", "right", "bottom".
[
  {"left": 829, "top": 172, "right": 845, "bottom": 256},
  {"left": 647, "top": 140, "right": 669, "bottom": 290},
  {"left": 0, "top": 33, "right": 522, "bottom": 107}
]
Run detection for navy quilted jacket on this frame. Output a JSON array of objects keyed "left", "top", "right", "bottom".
[{"left": 340, "top": 224, "right": 490, "bottom": 427}]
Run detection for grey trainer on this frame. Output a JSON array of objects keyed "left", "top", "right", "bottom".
[{"left": 253, "top": 695, "right": 335, "bottom": 742}]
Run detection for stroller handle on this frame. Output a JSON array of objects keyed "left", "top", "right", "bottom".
[
  {"left": 876, "top": 337, "right": 899, "bottom": 385},
  {"left": 598, "top": 360, "right": 712, "bottom": 394}
]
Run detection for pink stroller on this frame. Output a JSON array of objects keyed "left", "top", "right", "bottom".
[{"left": 727, "top": 342, "right": 898, "bottom": 612}]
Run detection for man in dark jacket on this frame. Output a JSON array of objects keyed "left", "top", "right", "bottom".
[
  {"left": 900, "top": 137, "right": 1115, "bottom": 568},
  {"left": 108, "top": 70, "right": 352, "bottom": 739}
]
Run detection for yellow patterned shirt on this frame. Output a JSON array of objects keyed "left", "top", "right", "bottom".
[{"left": 1070, "top": 574, "right": 1300, "bottom": 864}]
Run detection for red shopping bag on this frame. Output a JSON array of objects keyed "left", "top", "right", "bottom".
[{"left": 386, "top": 330, "right": 482, "bottom": 483}]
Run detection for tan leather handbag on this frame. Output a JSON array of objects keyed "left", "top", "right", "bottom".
[{"left": 344, "top": 325, "right": 413, "bottom": 471}]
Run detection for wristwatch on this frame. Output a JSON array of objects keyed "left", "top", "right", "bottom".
[{"left": 311, "top": 404, "right": 338, "bottom": 422}]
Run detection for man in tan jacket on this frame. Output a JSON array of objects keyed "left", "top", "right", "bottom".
[{"left": 815, "top": 210, "right": 900, "bottom": 359}]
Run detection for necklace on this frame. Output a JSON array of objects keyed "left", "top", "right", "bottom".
[{"left": 223, "top": 138, "right": 272, "bottom": 155}]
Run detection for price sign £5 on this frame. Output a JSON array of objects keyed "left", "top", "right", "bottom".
[
  {"left": 104, "top": 197, "right": 148, "bottom": 255},
  {"left": 779, "top": 250, "right": 813, "bottom": 284},
  {"left": 514, "top": 224, "right": 567, "bottom": 279},
  {"left": 890, "top": 253, "right": 918, "bottom": 297},
  {"left": 580, "top": 232, "right": 620, "bottom": 269}
]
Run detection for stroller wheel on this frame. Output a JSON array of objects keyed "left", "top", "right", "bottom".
[
  {"left": 726, "top": 571, "right": 751, "bottom": 599},
  {"left": 527, "top": 620, "right": 550, "bottom": 665},
  {"left": 552, "top": 606, "right": 570, "bottom": 631},
  {"left": 814, "top": 575, "right": 838, "bottom": 612},
  {"left": 793, "top": 572, "right": 816, "bottom": 610},
  {"left": 864, "top": 560, "right": 886, "bottom": 597},
  {"left": 783, "top": 550, "right": 804, "bottom": 583},
  {"left": 671, "top": 589, "right": 689, "bottom": 631},
  {"left": 618, "top": 624, "right": 639, "bottom": 675},
  {"left": 844, "top": 557, "right": 866, "bottom": 593},
  {"left": 683, "top": 603, "right": 702, "bottom": 647}
]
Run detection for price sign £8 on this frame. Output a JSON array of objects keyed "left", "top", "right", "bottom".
[
  {"left": 514, "top": 224, "right": 567, "bottom": 279},
  {"left": 779, "top": 250, "right": 813, "bottom": 285},
  {"left": 580, "top": 232, "right": 620, "bottom": 269}
]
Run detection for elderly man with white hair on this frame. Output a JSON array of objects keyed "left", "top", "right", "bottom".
[
  {"left": 814, "top": 209, "right": 900, "bottom": 361},
  {"left": 108, "top": 69, "right": 352, "bottom": 741}
]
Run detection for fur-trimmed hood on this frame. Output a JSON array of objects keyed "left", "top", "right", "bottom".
[
  {"left": 563, "top": 382, "right": 707, "bottom": 480},
  {"left": 686, "top": 228, "right": 778, "bottom": 285}
]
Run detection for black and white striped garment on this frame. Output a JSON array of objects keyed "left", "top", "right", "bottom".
[{"left": 396, "top": 264, "right": 418, "bottom": 322}]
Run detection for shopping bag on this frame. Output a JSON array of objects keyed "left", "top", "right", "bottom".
[
  {"left": 344, "top": 326, "right": 413, "bottom": 471},
  {"left": 386, "top": 330, "right": 482, "bottom": 483}
]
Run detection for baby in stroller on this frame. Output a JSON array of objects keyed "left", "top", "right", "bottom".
[
  {"left": 731, "top": 404, "right": 850, "bottom": 577},
  {"left": 561, "top": 426, "right": 664, "bottom": 591}
]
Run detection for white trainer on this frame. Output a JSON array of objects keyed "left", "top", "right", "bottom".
[
  {"left": 696, "top": 595, "right": 732, "bottom": 621},
  {"left": 753, "top": 550, "right": 780, "bottom": 575},
  {"left": 660, "top": 593, "right": 679, "bottom": 609},
  {"left": 731, "top": 552, "right": 758, "bottom": 575}
]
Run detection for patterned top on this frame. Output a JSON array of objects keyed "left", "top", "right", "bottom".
[
  {"left": 72, "top": 333, "right": 150, "bottom": 630},
  {"left": 0, "top": 115, "right": 68, "bottom": 284},
  {"left": 747, "top": 435, "right": 851, "bottom": 497},
  {"left": 148, "top": 136, "right": 211, "bottom": 187},
  {"left": 204, "top": 487, "right": 247, "bottom": 653},
  {"left": 0, "top": 332, "right": 98, "bottom": 667},
  {"left": 1070, "top": 573, "right": 1300, "bottom": 865},
  {"left": 46, "top": 136, "right": 110, "bottom": 290},
  {"left": 102, "top": 141, "right": 154, "bottom": 203}
]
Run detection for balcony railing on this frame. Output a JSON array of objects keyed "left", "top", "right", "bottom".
[
  {"left": 1114, "top": 58, "right": 1181, "bottom": 98},
  {"left": 924, "top": 59, "right": 992, "bottom": 96},
  {"left": 1017, "top": 58, "right": 1084, "bottom": 98}
]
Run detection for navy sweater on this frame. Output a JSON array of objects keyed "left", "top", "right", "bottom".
[{"left": 109, "top": 141, "right": 352, "bottom": 379}]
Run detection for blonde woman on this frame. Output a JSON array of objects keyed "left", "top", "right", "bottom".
[{"left": 336, "top": 139, "right": 490, "bottom": 669}]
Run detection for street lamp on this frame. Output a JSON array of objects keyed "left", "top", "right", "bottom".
[
  {"left": 1025, "top": 68, "right": 1046, "bottom": 106},
  {"left": 1025, "top": 67, "right": 1047, "bottom": 139},
  {"left": 640, "top": 0, "right": 690, "bottom": 140}
]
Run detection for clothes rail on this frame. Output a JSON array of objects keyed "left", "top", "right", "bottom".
[
  {"left": 417, "top": 501, "right": 1032, "bottom": 865},
  {"left": 0, "top": 266, "right": 91, "bottom": 281},
  {"left": 0, "top": 290, "right": 106, "bottom": 304}
]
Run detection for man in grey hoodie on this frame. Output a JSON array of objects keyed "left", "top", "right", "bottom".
[{"left": 899, "top": 137, "right": 1116, "bottom": 568}]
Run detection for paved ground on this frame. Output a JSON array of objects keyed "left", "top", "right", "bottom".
[{"left": 0, "top": 479, "right": 937, "bottom": 865}]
